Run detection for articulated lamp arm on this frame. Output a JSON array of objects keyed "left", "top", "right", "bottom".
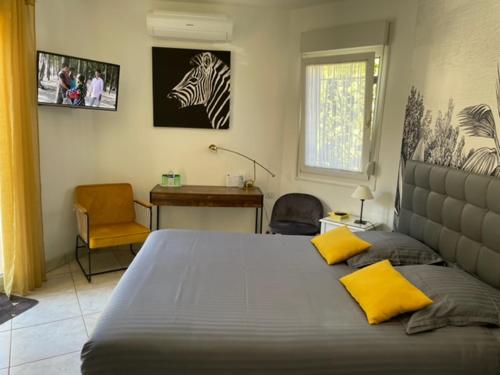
[{"left": 208, "top": 144, "right": 276, "bottom": 183}]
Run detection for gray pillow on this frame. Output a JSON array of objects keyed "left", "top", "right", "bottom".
[
  {"left": 346, "top": 231, "right": 443, "bottom": 268},
  {"left": 397, "top": 265, "right": 500, "bottom": 334}
]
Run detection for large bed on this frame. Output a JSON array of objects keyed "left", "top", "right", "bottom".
[{"left": 81, "top": 161, "right": 500, "bottom": 374}]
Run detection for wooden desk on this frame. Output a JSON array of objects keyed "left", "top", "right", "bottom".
[{"left": 150, "top": 185, "right": 264, "bottom": 233}]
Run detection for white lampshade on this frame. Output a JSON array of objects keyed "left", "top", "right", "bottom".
[{"left": 351, "top": 185, "right": 373, "bottom": 200}]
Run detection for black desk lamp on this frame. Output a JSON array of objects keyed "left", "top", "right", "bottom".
[{"left": 208, "top": 144, "right": 275, "bottom": 187}]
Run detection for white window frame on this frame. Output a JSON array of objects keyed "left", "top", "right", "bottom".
[{"left": 297, "top": 45, "right": 388, "bottom": 184}]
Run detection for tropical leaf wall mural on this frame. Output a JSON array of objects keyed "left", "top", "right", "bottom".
[
  {"left": 394, "top": 68, "right": 500, "bottom": 228},
  {"left": 458, "top": 70, "right": 500, "bottom": 177}
]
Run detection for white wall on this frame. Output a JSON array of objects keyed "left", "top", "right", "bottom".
[
  {"left": 36, "top": 0, "right": 290, "bottom": 266},
  {"left": 280, "top": 0, "right": 418, "bottom": 228},
  {"left": 36, "top": 0, "right": 422, "bottom": 267}
]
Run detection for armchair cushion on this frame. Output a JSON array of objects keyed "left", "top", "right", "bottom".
[
  {"left": 89, "top": 222, "right": 150, "bottom": 249},
  {"left": 75, "top": 184, "right": 135, "bottom": 226}
]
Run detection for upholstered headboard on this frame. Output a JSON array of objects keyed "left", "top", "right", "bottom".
[{"left": 398, "top": 160, "right": 500, "bottom": 289}]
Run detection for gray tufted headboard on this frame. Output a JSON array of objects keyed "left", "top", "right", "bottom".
[{"left": 397, "top": 160, "right": 500, "bottom": 289}]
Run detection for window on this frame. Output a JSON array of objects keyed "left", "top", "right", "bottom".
[{"left": 299, "top": 47, "right": 384, "bottom": 180}]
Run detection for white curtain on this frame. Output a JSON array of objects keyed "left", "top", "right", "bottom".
[{"left": 304, "top": 61, "right": 367, "bottom": 172}]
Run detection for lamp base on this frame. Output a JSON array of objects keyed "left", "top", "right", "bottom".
[
  {"left": 354, "top": 219, "right": 367, "bottom": 225},
  {"left": 244, "top": 179, "right": 255, "bottom": 188}
]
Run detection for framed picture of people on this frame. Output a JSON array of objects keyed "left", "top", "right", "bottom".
[{"left": 152, "top": 47, "right": 231, "bottom": 129}]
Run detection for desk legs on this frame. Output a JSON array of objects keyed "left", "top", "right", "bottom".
[
  {"left": 157, "top": 205, "right": 262, "bottom": 233},
  {"left": 260, "top": 207, "right": 263, "bottom": 233},
  {"left": 255, "top": 208, "right": 258, "bottom": 233},
  {"left": 255, "top": 207, "right": 263, "bottom": 234}
]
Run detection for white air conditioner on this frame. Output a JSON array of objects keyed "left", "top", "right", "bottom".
[{"left": 147, "top": 11, "right": 233, "bottom": 42}]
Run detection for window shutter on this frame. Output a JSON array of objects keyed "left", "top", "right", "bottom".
[{"left": 300, "top": 21, "right": 390, "bottom": 53}]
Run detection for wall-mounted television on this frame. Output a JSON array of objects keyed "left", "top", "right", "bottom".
[{"left": 37, "top": 51, "right": 120, "bottom": 111}]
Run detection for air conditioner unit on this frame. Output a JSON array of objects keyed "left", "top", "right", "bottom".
[{"left": 147, "top": 11, "right": 233, "bottom": 42}]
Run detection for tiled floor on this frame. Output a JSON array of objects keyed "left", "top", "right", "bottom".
[{"left": 0, "top": 247, "right": 134, "bottom": 375}]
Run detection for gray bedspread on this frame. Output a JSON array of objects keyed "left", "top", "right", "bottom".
[{"left": 81, "top": 230, "right": 500, "bottom": 374}]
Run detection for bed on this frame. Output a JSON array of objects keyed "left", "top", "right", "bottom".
[{"left": 81, "top": 161, "right": 500, "bottom": 374}]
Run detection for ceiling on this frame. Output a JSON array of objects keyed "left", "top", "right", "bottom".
[{"left": 167, "top": 0, "right": 340, "bottom": 9}]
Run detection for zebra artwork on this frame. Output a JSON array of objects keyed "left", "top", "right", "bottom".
[
  {"left": 152, "top": 47, "right": 231, "bottom": 129},
  {"left": 168, "top": 52, "right": 230, "bottom": 129}
]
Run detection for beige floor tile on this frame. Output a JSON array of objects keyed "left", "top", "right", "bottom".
[
  {"left": 71, "top": 249, "right": 122, "bottom": 275},
  {"left": 12, "top": 289, "right": 81, "bottom": 330},
  {"left": 0, "top": 330, "right": 10, "bottom": 369},
  {"left": 75, "top": 284, "right": 115, "bottom": 315},
  {"left": 10, "top": 351, "right": 81, "bottom": 375},
  {"left": 12, "top": 273, "right": 80, "bottom": 329},
  {"left": 73, "top": 268, "right": 123, "bottom": 314},
  {"left": 11, "top": 317, "right": 87, "bottom": 367},
  {"left": 112, "top": 247, "right": 136, "bottom": 268},
  {"left": 3, "top": 254, "right": 125, "bottom": 373},
  {"left": 24, "top": 273, "right": 75, "bottom": 299},
  {"left": 82, "top": 313, "right": 100, "bottom": 337},
  {"left": 46, "top": 263, "right": 71, "bottom": 279},
  {"left": 68, "top": 259, "right": 80, "bottom": 274},
  {"left": 72, "top": 268, "right": 124, "bottom": 288}
]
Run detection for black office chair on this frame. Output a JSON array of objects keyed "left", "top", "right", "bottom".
[{"left": 269, "top": 193, "right": 323, "bottom": 235}]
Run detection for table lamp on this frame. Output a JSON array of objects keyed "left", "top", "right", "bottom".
[
  {"left": 208, "top": 144, "right": 275, "bottom": 187},
  {"left": 351, "top": 185, "right": 373, "bottom": 225}
]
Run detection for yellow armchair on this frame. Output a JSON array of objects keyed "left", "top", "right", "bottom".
[{"left": 74, "top": 183, "right": 152, "bottom": 282}]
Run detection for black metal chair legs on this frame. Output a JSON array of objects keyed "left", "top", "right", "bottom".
[
  {"left": 75, "top": 235, "right": 131, "bottom": 283},
  {"left": 129, "top": 244, "right": 137, "bottom": 256}
]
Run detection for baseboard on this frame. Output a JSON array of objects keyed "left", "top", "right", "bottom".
[
  {"left": 0, "top": 252, "right": 72, "bottom": 294},
  {"left": 45, "top": 251, "right": 73, "bottom": 273}
]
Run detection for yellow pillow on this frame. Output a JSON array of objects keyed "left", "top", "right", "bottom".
[
  {"left": 340, "top": 260, "right": 433, "bottom": 324},
  {"left": 311, "top": 226, "right": 371, "bottom": 265}
]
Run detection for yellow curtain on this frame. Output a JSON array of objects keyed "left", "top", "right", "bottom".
[{"left": 0, "top": 0, "right": 45, "bottom": 296}]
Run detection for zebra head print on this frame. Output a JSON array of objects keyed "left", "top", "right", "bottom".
[{"left": 167, "top": 52, "right": 230, "bottom": 129}]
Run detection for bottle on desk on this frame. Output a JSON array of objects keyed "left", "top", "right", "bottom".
[{"left": 162, "top": 171, "right": 182, "bottom": 187}]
